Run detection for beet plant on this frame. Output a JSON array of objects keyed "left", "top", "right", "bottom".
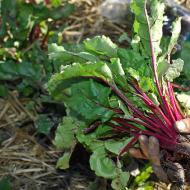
[{"left": 48, "top": 0, "right": 189, "bottom": 188}]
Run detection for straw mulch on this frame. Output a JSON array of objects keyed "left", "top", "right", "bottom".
[
  {"left": 175, "top": 0, "right": 190, "bottom": 10},
  {"left": 0, "top": 90, "right": 93, "bottom": 190},
  {"left": 63, "top": 0, "right": 131, "bottom": 44},
  {"left": 0, "top": 127, "right": 92, "bottom": 190}
]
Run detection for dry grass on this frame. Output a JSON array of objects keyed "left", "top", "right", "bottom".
[
  {"left": 0, "top": 127, "right": 92, "bottom": 190},
  {"left": 0, "top": 91, "right": 36, "bottom": 130},
  {"left": 175, "top": 0, "right": 190, "bottom": 10},
  {"left": 62, "top": 0, "right": 130, "bottom": 43}
]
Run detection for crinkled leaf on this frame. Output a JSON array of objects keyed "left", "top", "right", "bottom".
[
  {"left": 117, "top": 48, "right": 143, "bottom": 70},
  {"left": 134, "top": 166, "right": 153, "bottom": 187},
  {"left": 84, "top": 36, "right": 117, "bottom": 57},
  {"left": 54, "top": 117, "right": 79, "bottom": 149},
  {"left": 56, "top": 152, "right": 71, "bottom": 169},
  {"left": 127, "top": 68, "right": 155, "bottom": 92},
  {"left": 76, "top": 125, "right": 111, "bottom": 152},
  {"left": 117, "top": 48, "right": 152, "bottom": 81},
  {"left": 176, "top": 92, "right": 190, "bottom": 109},
  {"left": 128, "top": 67, "right": 140, "bottom": 81},
  {"left": 165, "top": 59, "right": 184, "bottom": 82},
  {"left": 77, "top": 133, "right": 105, "bottom": 151},
  {"left": 167, "top": 17, "right": 181, "bottom": 54},
  {"left": 111, "top": 171, "right": 130, "bottom": 190}
]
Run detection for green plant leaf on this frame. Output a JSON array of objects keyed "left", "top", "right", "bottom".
[
  {"left": 111, "top": 171, "right": 130, "bottom": 190},
  {"left": 54, "top": 116, "right": 79, "bottom": 149},
  {"left": 56, "top": 152, "right": 71, "bottom": 169},
  {"left": 167, "top": 17, "right": 182, "bottom": 55},
  {"left": 84, "top": 36, "right": 117, "bottom": 57},
  {"left": 48, "top": 61, "right": 113, "bottom": 102},
  {"left": 105, "top": 138, "right": 132, "bottom": 155},
  {"left": 90, "top": 148, "right": 117, "bottom": 179},
  {"left": 109, "top": 58, "right": 127, "bottom": 89},
  {"left": 50, "top": 0, "right": 62, "bottom": 7},
  {"left": 176, "top": 92, "right": 190, "bottom": 109},
  {"left": 118, "top": 100, "right": 131, "bottom": 118},
  {"left": 35, "top": 115, "right": 53, "bottom": 135},
  {"left": 157, "top": 59, "right": 169, "bottom": 80},
  {"left": 131, "top": 0, "right": 165, "bottom": 56},
  {"left": 165, "top": 59, "right": 184, "bottom": 82},
  {"left": 134, "top": 165, "right": 153, "bottom": 187},
  {"left": 65, "top": 80, "right": 114, "bottom": 122},
  {"left": 0, "top": 178, "right": 11, "bottom": 190},
  {"left": 181, "top": 42, "right": 190, "bottom": 79},
  {"left": 49, "top": 43, "right": 100, "bottom": 69},
  {"left": 0, "top": 85, "right": 8, "bottom": 97},
  {"left": 118, "top": 33, "right": 131, "bottom": 43}
]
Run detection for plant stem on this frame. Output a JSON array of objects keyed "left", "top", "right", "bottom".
[{"left": 168, "top": 82, "right": 182, "bottom": 120}]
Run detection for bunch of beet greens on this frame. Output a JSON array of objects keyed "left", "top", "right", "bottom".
[{"left": 48, "top": 0, "right": 189, "bottom": 188}]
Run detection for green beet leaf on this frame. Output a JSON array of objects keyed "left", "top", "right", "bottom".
[
  {"left": 111, "top": 171, "right": 130, "bottom": 190},
  {"left": 181, "top": 42, "right": 190, "bottom": 79},
  {"left": 131, "top": 0, "right": 165, "bottom": 56},
  {"left": 49, "top": 43, "right": 99, "bottom": 67},
  {"left": 164, "top": 59, "right": 184, "bottom": 82},
  {"left": 90, "top": 148, "right": 118, "bottom": 179},
  {"left": 84, "top": 35, "right": 118, "bottom": 58},
  {"left": 65, "top": 80, "right": 114, "bottom": 122},
  {"left": 54, "top": 117, "right": 79, "bottom": 149},
  {"left": 47, "top": 0, "right": 186, "bottom": 188},
  {"left": 105, "top": 138, "right": 133, "bottom": 155},
  {"left": 56, "top": 152, "right": 71, "bottom": 170},
  {"left": 35, "top": 115, "right": 53, "bottom": 135}
]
